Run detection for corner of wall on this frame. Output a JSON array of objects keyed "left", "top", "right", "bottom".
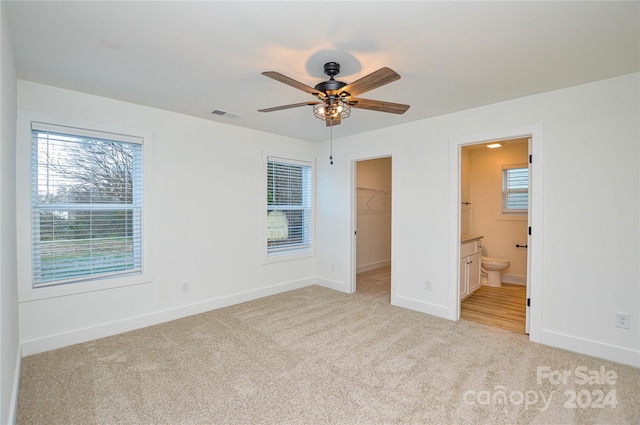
[
  {"left": 1, "top": 2, "right": 21, "bottom": 423},
  {"left": 6, "top": 348, "right": 21, "bottom": 425}
]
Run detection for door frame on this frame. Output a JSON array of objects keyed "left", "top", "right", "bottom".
[
  {"left": 346, "top": 150, "right": 395, "bottom": 300},
  {"left": 449, "top": 124, "right": 543, "bottom": 342}
]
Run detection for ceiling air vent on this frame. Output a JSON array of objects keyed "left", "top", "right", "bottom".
[{"left": 211, "top": 109, "right": 240, "bottom": 119}]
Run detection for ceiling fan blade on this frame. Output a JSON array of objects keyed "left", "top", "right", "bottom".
[
  {"left": 326, "top": 116, "right": 341, "bottom": 127},
  {"left": 262, "top": 71, "right": 321, "bottom": 96},
  {"left": 347, "top": 98, "right": 410, "bottom": 114},
  {"left": 340, "top": 67, "right": 401, "bottom": 97},
  {"left": 258, "top": 101, "right": 320, "bottom": 113}
]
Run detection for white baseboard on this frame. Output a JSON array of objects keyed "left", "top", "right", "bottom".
[
  {"left": 356, "top": 259, "right": 391, "bottom": 274},
  {"left": 393, "top": 295, "right": 449, "bottom": 320},
  {"left": 540, "top": 330, "right": 640, "bottom": 368},
  {"left": 315, "top": 277, "right": 350, "bottom": 293},
  {"left": 501, "top": 273, "right": 526, "bottom": 285},
  {"left": 21, "top": 278, "right": 315, "bottom": 357},
  {"left": 7, "top": 346, "right": 21, "bottom": 425}
]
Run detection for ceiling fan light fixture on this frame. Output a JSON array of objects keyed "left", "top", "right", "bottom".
[{"left": 313, "top": 98, "right": 351, "bottom": 121}]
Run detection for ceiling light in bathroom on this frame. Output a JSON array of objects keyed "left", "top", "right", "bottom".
[{"left": 487, "top": 143, "right": 502, "bottom": 149}]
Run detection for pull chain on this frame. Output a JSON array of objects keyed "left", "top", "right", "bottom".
[{"left": 329, "top": 123, "right": 334, "bottom": 165}]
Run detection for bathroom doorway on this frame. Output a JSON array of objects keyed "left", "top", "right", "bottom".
[
  {"left": 459, "top": 138, "right": 530, "bottom": 333},
  {"left": 351, "top": 156, "right": 392, "bottom": 304}
]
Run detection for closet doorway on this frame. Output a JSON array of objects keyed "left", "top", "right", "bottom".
[{"left": 353, "top": 157, "right": 392, "bottom": 304}]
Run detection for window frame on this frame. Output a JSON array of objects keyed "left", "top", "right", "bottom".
[
  {"left": 501, "top": 163, "right": 529, "bottom": 215},
  {"left": 17, "top": 111, "right": 153, "bottom": 302},
  {"left": 261, "top": 152, "right": 315, "bottom": 264}
]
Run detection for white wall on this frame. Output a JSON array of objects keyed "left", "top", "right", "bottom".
[
  {"left": 0, "top": 4, "right": 19, "bottom": 423},
  {"left": 467, "top": 140, "right": 529, "bottom": 283},
  {"left": 315, "top": 73, "right": 640, "bottom": 367},
  {"left": 10, "top": 72, "right": 640, "bottom": 369},
  {"left": 356, "top": 158, "right": 391, "bottom": 273},
  {"left": 17, "top": 81, "right": 317, "bottom": 355}
]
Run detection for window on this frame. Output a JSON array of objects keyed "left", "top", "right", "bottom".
[
  {"left": 30, "top": 122, "right": 143, "bottom": 287},
  {"left": 265, "top": 156, "right": 314, "bottom": 260},
  {"left": 502, "top": 164, "right": 528, "bottom": 214}
]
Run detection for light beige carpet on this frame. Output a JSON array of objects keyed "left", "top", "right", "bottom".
[{"left": 17, "top": 271, "right": 640, "bottom": 424}]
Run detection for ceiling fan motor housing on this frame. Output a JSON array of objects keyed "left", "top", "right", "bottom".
[{"left": 314, "top": 62, "right": 347, "bottom": 94}]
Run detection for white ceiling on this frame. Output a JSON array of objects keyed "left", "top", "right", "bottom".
[{"left": 5, "top": 1, "right": 639, "bottom": 143}]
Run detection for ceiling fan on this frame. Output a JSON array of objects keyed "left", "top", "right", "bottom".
[{"left": 258, "top": 62, "right": 410, "bottom": 126}]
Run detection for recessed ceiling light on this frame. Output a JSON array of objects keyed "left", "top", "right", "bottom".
[{"left": 487, "top": 143, "right": 502, "bottom": 149}]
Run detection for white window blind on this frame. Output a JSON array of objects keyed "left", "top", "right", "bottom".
[
  {"left": 31, "top": 123, "right": 143, "bottom": 287},
  {"left": 502, "top": 164, "right": 528, "bottom": 214},
  {"left": 267, "top": 157, "right": 312, "bottom": 254}
]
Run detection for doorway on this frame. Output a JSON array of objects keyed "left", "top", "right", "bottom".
[
  {"left": 349, "top": 154, "right": 393, "bottom": 303},
  {"left": 449, "top": 124, "right": 543, "bottom": 343},
  {"left": 459, "top": 138, "right": 529, "bottom": 333}
]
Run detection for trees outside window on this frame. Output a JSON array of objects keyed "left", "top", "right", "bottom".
[{"left": 32, "top": 126, "right": 143, "bottom": 287}]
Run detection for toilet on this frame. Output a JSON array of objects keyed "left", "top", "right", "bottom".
[{"left": 481, "top": 256, "right": 510, "bottom": 287}]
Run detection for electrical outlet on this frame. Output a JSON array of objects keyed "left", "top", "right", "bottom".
[
  {"left": 331, "top": 263, "right": 336, "bottom": 272},
  {"left": 615, "top": 312, "right": 630, "bottom": 329},
  {"left": 424, "top": 280, "right": 432, "bottom": 291},
  {"left": 181, "top": 281, "right": 190, "bottom": 293}
]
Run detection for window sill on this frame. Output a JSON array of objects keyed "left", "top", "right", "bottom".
[
  {"left": 18, "top": 273, "right": 152, "bottom": 303},
  {"left": 262, "top": 248, "right": 315, "bottom": 265}
]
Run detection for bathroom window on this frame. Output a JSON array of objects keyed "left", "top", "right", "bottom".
[{"left": 502, "top": 164, "right": 528, "bottom": 214}]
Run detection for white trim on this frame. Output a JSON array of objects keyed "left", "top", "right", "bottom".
[
  {"left": 7, "top": 346, "right": 22, "bottom": 425},
  {"left": 31, "top": 121, "right": 143, "bottom": 145},
  {"left": 16, "top": 110, "right": 153, "bottom": 302},
  {"left": 540, "top": 330, "right": 640, "bottom": 368},
  {"left": 21, "top": 277, "right": 315, "bottom": 356},
  {"left": 394, "top": 296, "right": 449, "bottom": 318},
  {"left": 314, "top": 277, "right": 349, "bottom": 292},
  {"left": 345, "top": 149, "right": 395, "bottom": 299},
  {"left": 261, "top": 151, "right": 316, "bottom": 265},
  {"left": 356, "top": 259, "right": 391, "bottom": 274},
  {"left": 500, "top": 273, "right": 527, "bottom": 285},
  {"left": 449, "top": 124, "right": 543, "bottom": 344}
]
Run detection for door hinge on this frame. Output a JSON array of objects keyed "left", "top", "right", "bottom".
[
  {"left": 527, "top": 298, "right": 531, "bottom": 307},
  {"left": 529, "top": 154, "right": 532, "bottom": 164},
  {"left": 354, "top": 231, "right": 357, "bottom": 236},
  {"left": 528, "top": 226, "right": 532, "bottom": 235}
]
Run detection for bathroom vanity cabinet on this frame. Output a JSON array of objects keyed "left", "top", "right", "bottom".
[{"left": 460, "top": 236, "right": 482, "bottom": 300}]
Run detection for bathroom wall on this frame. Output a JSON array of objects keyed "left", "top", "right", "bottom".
[
  {"left": 467, "top": 140, "right": 529, "bottom": 283},
  {"left": 356, "top": 157, "right": 392, "bottom": 273}
]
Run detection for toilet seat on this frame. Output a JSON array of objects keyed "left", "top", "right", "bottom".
[{"left": 482, "top": 256, "right": 509, "bottom": 265}]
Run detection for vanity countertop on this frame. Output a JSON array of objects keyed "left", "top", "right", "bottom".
[{"left": 461, "top": 234, "right": 483, "bottom": 243}]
